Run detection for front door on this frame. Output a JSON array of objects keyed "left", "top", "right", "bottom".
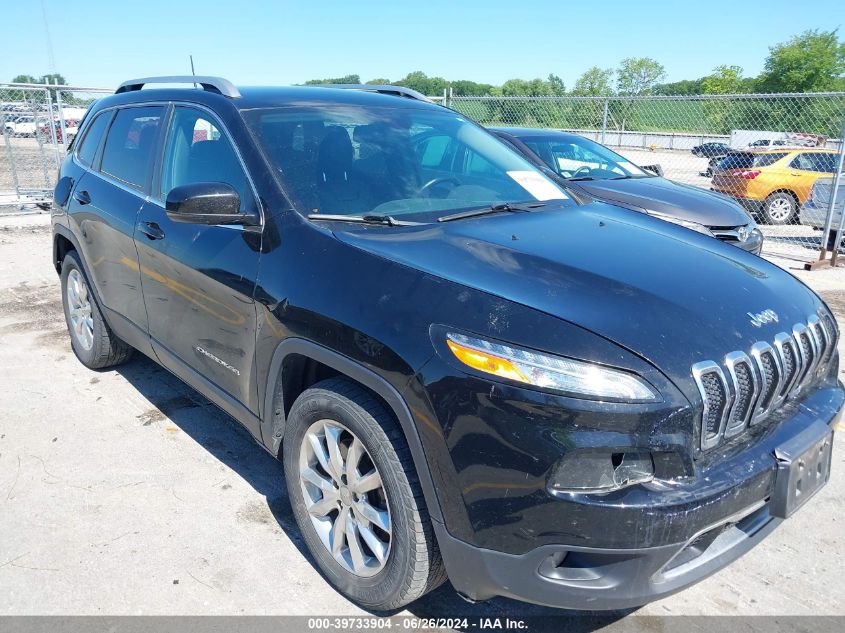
[{"left": 135, "top": 105, "right": 263, "bottom": 416}]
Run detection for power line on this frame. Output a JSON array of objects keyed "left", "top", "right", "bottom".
[{"left": 40, "top": 0, "right": 57, "bottom": 75}]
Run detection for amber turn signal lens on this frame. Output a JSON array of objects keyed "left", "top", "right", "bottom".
[{"left": 446, "top": 339, "right": 529, "bottom": 383}]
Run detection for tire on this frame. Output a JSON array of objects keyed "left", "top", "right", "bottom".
[
  {"left": 283, "top": 377, "right": 446, "bottom": 610},
  {"left": 60, "top": 250, "right": 133, "bottom": 369},
  {"left": 762, "top": 192, "right": 797, "bottom": 225}
]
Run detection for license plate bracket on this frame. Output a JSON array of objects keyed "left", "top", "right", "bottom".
[{"left": 771, "top": 420, "right": 833, "bottom": 519}]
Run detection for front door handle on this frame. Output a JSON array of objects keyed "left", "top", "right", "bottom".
[
  {"left": 137, "top": 221, "right": 165, "bottom": 240},
  {"left": 73, "top": 190, "right": 91, "bottom": 205}
]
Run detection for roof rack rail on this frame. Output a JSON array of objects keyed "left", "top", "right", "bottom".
[
  {"left": 115, "top": 76, "right": 241, "bottom": 98},
  {"left": 316, "top": 84, "right": 433, "bottom": 103}
]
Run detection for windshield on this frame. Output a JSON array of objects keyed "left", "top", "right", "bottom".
[
  {"left": 520, "top": 135, "right": 650, "bottom": 180},
  {"left": 244, "top": 105, "right": 571, "bottom": 222}
]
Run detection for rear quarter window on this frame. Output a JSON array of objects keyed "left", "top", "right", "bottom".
[
  {"left": 75, "top": 112, "right": 111, "bottom": 167},
  {"left": 752, "top": 152, "right": 788, "bottom": 167}
]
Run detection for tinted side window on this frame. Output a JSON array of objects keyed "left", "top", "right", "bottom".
[
  {"left": 76, "top": 112, "right": 111, "bottom": 167},
  {"left": 752, "top": 152, "right": 787, "bottom": 168},
  {"left": 808, "top": 153, "right": 836, "bottom": 173},
  {"left": 160, "top": 107, "right": 254, "bottom": 213},
  {"left": 100, "top": 107, "right": 164, "bottom": 189}
]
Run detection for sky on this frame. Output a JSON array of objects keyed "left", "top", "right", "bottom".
[{"left": 1, "top": 0, "right": 842, "bottom": 91}]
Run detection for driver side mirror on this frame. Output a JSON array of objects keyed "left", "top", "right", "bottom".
[{"left": 165, "top": 182, "right": 258, "bottom": 226}]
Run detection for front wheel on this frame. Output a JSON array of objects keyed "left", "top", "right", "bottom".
[
  {"left": 762, "top": 192, "right": 797, "bottom": 225},
  {"left": 283, "top": 377, "right": 446, "bottom": 610}
]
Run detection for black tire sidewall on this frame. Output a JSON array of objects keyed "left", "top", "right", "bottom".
[
  {"left": 283, "top": 386, "right": 418, "bottom": 609},
  {"left": 60, "top": 251, "right": 107, "bottom": 367}
]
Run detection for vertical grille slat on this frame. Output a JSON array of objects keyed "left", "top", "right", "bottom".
[
  {"left": 725, "top": 353, "right": 757, "bottom": 437},
  {"left": 692, "top": 362, "right": 731, "bottom": 451},
  {"left": 694, "top": 313, "right": 838, "bottom": 452}
]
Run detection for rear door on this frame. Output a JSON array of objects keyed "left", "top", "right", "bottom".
[
  {"left": 66, "top": 105, "right": 165, "bottom": 338},
  {"left": 786, "top": 152, "right": 830, "bottom": 203},
  {"left": 135, "top": 104, "right": 262, "bottom": 422}
]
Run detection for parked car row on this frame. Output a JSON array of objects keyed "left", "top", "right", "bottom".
[
  {"left": 2, "top": 114, "right": 41, "bottom": 137},
  {"left": 2, "top": 114, "right": 80, "bottom": 143},
  {"left": 51, "top": 77, "right": 842, "bottom": 613}
]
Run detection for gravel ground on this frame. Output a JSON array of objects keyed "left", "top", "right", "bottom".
[{"left": 0, "top": 213, "right": 844, "bottom": 620}]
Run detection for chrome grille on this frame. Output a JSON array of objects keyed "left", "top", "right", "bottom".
[
  {"left": 724, "top": 352, "right": 757, "bottom": 437},
  {"left": 692, "top": 313, "right": 838, "bottom": 451}
]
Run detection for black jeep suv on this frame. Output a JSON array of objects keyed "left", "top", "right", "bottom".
[{"left": 52, "top": 77, "right": 842, "bottom": 611}]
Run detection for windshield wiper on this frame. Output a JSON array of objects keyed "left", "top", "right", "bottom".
[
  {"left": 437, "top": 201, "right": 546, "bottom": 223},
  {"left": 307, "top": 213, "right": 420, "bottom": 226},
  {"left": 566, "top": 176, "right": 596, "bottom": 181}
]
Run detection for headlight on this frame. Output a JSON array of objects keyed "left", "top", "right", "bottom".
[
  {"left": 445, "top": 332, "right": 658, "bottom": 402},
  {"left": 648, "top": 211, "right": 715, "bottom": 237}
]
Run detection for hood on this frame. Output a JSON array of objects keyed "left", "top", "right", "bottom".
[
  {"left": 574, "top": 177, "right": 752, "bottom": 228},
  {"left": 334, "top": 203, "right": 822, "bottom": 390}
]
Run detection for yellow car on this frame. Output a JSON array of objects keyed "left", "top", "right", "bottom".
[{"left": 711, "top": 148, "right": 838, "bottom": 225}]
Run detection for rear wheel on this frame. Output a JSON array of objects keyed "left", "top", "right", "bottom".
[
  {"left": 762, "top": 192, "right": 797, "bottom": 225},
  {"left": 283, "top": 377, "right": 446, "bottom": 610},
  {"left": 60, "top": 250, "right": 133, "bottom": 369}
]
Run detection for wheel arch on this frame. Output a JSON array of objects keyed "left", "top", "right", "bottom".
[
  {"left": 262, "top": 337, "right": 444, "bottom": 523},
  {"left": 53, "top": 225, "right": 80, "bottom": 275},
  {"left": 767, "top": 188, "right": 800, "bottom": 205}
]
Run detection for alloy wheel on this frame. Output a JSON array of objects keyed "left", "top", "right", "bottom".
[
  {"left": 768, "top": 197, "right": 794, "bottom": 223},
  {"left": 298, "top": 418, "right": 392, "bottom": 577},
  {"left": 67, "top": 268, "right": 94, "bottom": 350}
]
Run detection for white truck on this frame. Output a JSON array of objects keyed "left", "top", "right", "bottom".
[{"left": 729, "top": 129, "right": 827, "bottom": 149}]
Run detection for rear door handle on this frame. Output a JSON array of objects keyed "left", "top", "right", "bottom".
[
  {"left": 73, "top": 190, "right": 91, "bottom": 205},
  {"left": 137, "top": 221, "right": 165, "bottom": 240}
]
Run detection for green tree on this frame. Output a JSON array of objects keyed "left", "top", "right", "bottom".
[
  {"left": 39, "top": 73, "right": 67, "bottom": 86},
  {"left": 757, "top": 29, "right": 845, "bottom": 93},
  {"left": 615, "top": 58, "right": 666, "bottom": 131},
  {"left": 393, "top": 71, "right": 448, "bottom": 96},
  {"left": 702, "top": 65, "right": 744, "bottom": 94},
  {"left": 12, "top": 74, "right": 38, "bottom": 84},
  {"left": 572, "top": 67, "right": 614, "bottom": 96},
  {"left": 449, "top": 79, "right": 495, "bottom": 96},
  {"left": 304, "top": 74, "right": 361, "bottom": 85},
  {"left": 547, "top": 73, "right": 566, "bottom": 96},
  {"left": 616, "top": 57, "right": 667, "bottom": 96},
  {"left": 654, "top": 78, "right": 704, "bottom": 96},
  {"left": 365, "top": 78, "right": 392, "bottom": 85}
]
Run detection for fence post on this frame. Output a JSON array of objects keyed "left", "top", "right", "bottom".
[
  {"left": 55, "top": 78, "right": 68, "bottom": 151},
  {"left": 45, "top": 85, "right": 60, "bottom": 173},
  {"left": 600, "top": 99, "right": 609, "bottom": 144},
  {"left": 2, "top": 117, "right": 22, "bottom": 203},
  {"left": 811, "top": 113, "right": 845, "bottom": 267},
  {"left": 826, "top": 114, "right": 845, "bottom": 266}
]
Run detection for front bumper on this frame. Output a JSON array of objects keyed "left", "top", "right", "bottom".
[{"left": 435, "top": 385, "right": 843, "bottom": 610}]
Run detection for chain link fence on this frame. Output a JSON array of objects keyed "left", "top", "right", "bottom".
[
  {"left": 1, "top": 82, "right": 110, "bottom": 212},
  {"left": 2, "top": 83, "right": 845, "bottom": 265},
  {"left": 450, "top": 92, "right": 845, "bottom": 263}
]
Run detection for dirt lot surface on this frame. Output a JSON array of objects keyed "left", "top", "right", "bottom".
[{"left": 1, "top": 213, "right": 844, "bottom": 618}]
